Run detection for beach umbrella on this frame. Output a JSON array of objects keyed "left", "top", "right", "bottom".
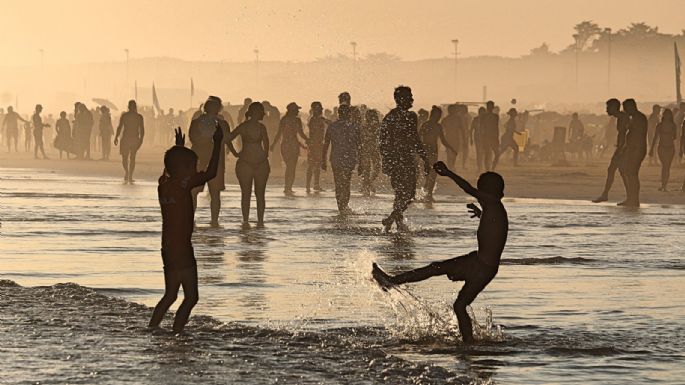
[{"left": 92, "top": 98, "right": 119, "bottom": 111}]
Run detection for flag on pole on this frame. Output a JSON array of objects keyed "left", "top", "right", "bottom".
[
  {"left": 152, "top": 82, "right": 161, "bottom": 113},
  {"left": 675, "top": 42, "right": 682, "bottom": 104},
  {"left": 190, "top": 77, "right": 195, "bottom": 97}
]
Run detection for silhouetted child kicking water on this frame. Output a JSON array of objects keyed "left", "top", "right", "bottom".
[
  {"left": 149, "top": 124, "right": 223, "bottom": 333},
  {"left": 373, "top": 161, "right": 508, "bottom": 344}
]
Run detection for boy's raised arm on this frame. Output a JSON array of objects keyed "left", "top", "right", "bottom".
[{"left": 433, "top": 161, "right": 481, "bottom": 200}]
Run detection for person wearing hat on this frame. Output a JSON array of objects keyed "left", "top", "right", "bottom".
[
  {"left": 271, "top": 102, "right": 308, "bottom": 195},
  {"left": 499, "top": 108, "right": 522, "bottom": 166},
  {"left": 188, "top": 95, "right": 231, "bottom": 227},
  {"left": 98, "top": 106, "right": 114, "bottom": 160},
  {"left": 306, "top": 101, "right": 328, "bottom": 193},
  {"left": 115, "top": 100, "right": 144, "bottom": 182},
  {"left": 32, "top": 104, "right": 50, "bottom": 159}
]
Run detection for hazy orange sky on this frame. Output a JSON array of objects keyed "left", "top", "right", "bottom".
[{"left": 1, "top": 0, "right": 683, "bottom": 66}]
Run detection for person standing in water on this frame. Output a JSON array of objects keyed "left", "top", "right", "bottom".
[
  {"left": 149, "top": 124, "right": 223, "bottom": 334},
  {"left": 31, "top": 104, "right": 50, "bottom": 159},
  {"left": 3, "top": 106, "right": 28, "bottom": 153},
  {"left": 99, "top": 106, "right": 114, "bottom": 160},
  {"left": 647, "top": 105, "right": 661, "bottom": 166},
  {"left": 373, "top": 161, "right": 507, "bottom": 344},
  {"left": 499, "top": 108, "right": 522, "bottom": 166},
  {"left": 593, "top": 99, "right": 629, "bottom": 203},
  {"left": 649, "top": 108, "right": 676, "bottom": 191},
  {"left": 480, "top": 101, "right": 500, "bottom": 170},
  {"left": 227, "top": 102, "right": 270, "bottom": 227},
  {"left": 114, "top": 100, "right": 145, "bottom": 183},
  {"left": 54, "top": 111, "right": 71, "bottom": 159},
  {"left": 322, "top": 104, "right": 359, "bottom": 214},
  {"left": 306, "top": 101, "right": 328, "bottom": 193},
  {"left": 470, "top": 107, "right": 486, "bottom": 171},
  {"left": 618, "top": 99, "right": 647, "bottom": 207},
  {"left": 420, "top": 106, "right": 457, "bottom": 202},
  {"left": 271, "top": 102, "right": 308, "bottom": 195},
  {"left": 189, "top": 96, "right": 231, "bottom": 227},
  {"left": 379, "top": 85, "right": 430, "bottom": 232},
  {"left": 359, "top": 109, "right": 382, "bottom": 196}
]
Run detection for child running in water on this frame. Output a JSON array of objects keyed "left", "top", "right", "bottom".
[
  {"left": 149, "top": 124, "right": 223, "bottom": 333},
  {"left": 373, "top": 161, "right": 508, "bottom": 343}
]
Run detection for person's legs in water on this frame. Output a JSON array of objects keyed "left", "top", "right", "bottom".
[
  {"left": 128, "top": 150, "right": 138, "bottom": 182},
  {"left": 306, "top": 162, "right": 313, "bottom": 193},
  {"left": 121, "top": 147, "right": 130, "bottom": 181},
  {"left": 148, "top": 268, "right": 182, "bottom": 328},
  {"left": 658, "top": 146, "right": 674, "bottom": 190},
  {"left": 236, "top": 161, "right": 255, "bottom": 224},
  {"left": 209, "top": 185, "right": 221, "bottom": 227},
  {"left": 172, "top": 266, "right": 199, "bottom": 334},
  {"left": 284, "top": 156, "right": 298, "bottom": 193},
  {"left": 490, "top": 141, "right": 501, "bottom": 170},
  {"left": 332, "top": 166, "right": 352, "bottom": 212},
  {"left": 594, "top": 155, "right": 620, "bottom": 202},
  {"left": 384, "top": 166, "right": 417, "bottom": 231},
  {"left": 446, "top": 148, "right": 457, "bottom": 169},
  {"left": 254, "top": 161, "right": 270, "bottom": 225},
  {"left": 511, "top": 143, "right": 519, "bottom": 166}
]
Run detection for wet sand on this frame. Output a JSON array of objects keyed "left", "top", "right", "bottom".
[{"left": 2, "top": 150, "right": 684, "bottom": 205}]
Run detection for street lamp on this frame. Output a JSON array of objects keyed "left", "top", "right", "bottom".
[
  {"left": 452, "top": 39, "right": 459, "bottom": 100},
  {"left": 604, "top": 28, "right": 612, "bottom": 97},
  {"left": 350, "top": 41, "right": 357, "bottom": 64},
  {"left": 124, "top": 49, "right": 130, "bottom": 98}
]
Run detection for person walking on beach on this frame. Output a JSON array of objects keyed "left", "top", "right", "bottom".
[
  {"left": 420, "top": 106, "right": 457, "bottom": 202},
  {"left": 373, "top": 161, "right": 507, "bottom": 344},
  {"left": 31, "top": 104, "right": 50, "bottom": 159},
  {"left": 189, "top": 96, "right": 231, "bottom": 227},
  {"left": 149, "top": 124, "right": 223, "bottom": 334},
  {"left": 54, "top": 111, "right": 72, "bottom": 159},
  {"left": 593, "top": 99, "right": 629, "bottom": 203},
  {"left": 75, "top": 103, "right": 94, "bottom": 159},
  {"left": 3, "top": 106, "right": 28, "bottom": 153},
  {"left": 618, "top": 99, "right": 647, "bottom": 207},
  {"left": 227, "top": 102, "right": 270, "bottom": 227},
  {"left": 441, "top": 104, "right": 463, "bottom": 169},
  {"left": 322, "top": 104, "right": 359, "bottom": 214},
  {"left": 499, "top": 108, "right": 522, "bottom": 166},
  {"left": 99, "top": 106, "right": 114, "bottom": 160},
  {"left": 306, "top": 101, "right": 327, "bottom": 193},
  {"left": 379, "top": 85, "right": 430, "bottom": 232},
  {"left": 649, "top": 108, "right": 676, "bottom": 191},
  {"left": 271, "top": 102, "right": 308, "bottom": 195},
  {"left": 480, "top": 101, "right": 500, "bottom": 171},
  {"left": 359, "top": 109, "right": 382, "bottom": 196},
  {"left": 114, "top": 100, "right": 145, "bottom": 183}
]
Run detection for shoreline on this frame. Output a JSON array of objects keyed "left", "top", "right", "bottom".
[{"left": 2, "top": 150, "right": 684, "bottom": 206}]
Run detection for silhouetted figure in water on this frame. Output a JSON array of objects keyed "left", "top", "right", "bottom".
[
  {"left": 359, "top": 109, "right": 382, "bottom": 196},
  {"left": 568, "top": 113, "right": 584, "bottom": 144},
  {"left": 54, "top": 111, "right": 71, "bottom": 159},
  {"left": 420, "top": 106, "right": 457, "bottom": 202},
  {"left": 457, "top": 104, "right": 471, "bottom": 169},
  {"left": 271, "top": 102, "right": 308, "bottom": 195},
  {"left": 76, "top": 103, "right": 94, "bottom": 159},
  {"left": 379, "top": 86, "right": 430, "bottom": 232},
  {"left": 647, "top": 105, "right": 661, "bottom": 166},
  {"left": 99, "top": 106, "right": 114, "bottom": 160},
  {"left": 649, "top": 108, "right": 676, "bottom": 191},
  {"left": 322, "top": 104, "right": 359, "bottom": 214},
  {"left": 593, "top": 99, "right": 629, "bottom": 203},
  {"left": 114, "top": 100, "right": 145, "bottom": 183},
  {"left": 373, "top": 161, "right": 507, "bottom": 344},
  {"left": 306, "top": 101, "right": 327, "bottom": 193},
  {"left": 618, "top": 99, "right": 647, "bottom": 207},
  {"left": 31, "top": 104, "right": 50, "bottom": 159},
  {"left": 238, "top": 97, "right": 252, "bottom": 125},
  {"left": 23, "top": 120, "right": 32, "bottom": 152},
  {"left": 480, "top": 101, "right": 500, "bottom": 170},
  {"left": 3, "top": 106, "right": 28, "bottom": 152},
  {"left": 499, "top": 108, "right": 522, "bottom": 166},
  {"left": 470, "top": 107, "right": 486, "bottom": 171},
  {"left": 227, "top": 102, "right": 270, "bottom": 227},
  {"left": 149, "top": 124, "right": 223, "bottom": 334},
  {"left": 441, "top": 105, "right": 461, "bottom": 170},
  {"left": 189, "top": 96, "right": 231, "bottom": 227}
]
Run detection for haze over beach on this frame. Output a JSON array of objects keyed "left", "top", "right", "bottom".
[{"left": 1, "top": 1, "right": 684, "bottom": 384}]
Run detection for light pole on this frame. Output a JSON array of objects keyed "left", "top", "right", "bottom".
[
  {"left": 124, "top": 49, "right": 130, "bottom": 98},
  {"left": 574, "top": 35, "right": 580, "bottom": 101},
  {"left": 254, "top": 48, "right": 260, "bottom": 93},
  {"left": 452, "top": 39, "right": 459, "bottom": 100},
  {"left": 605, "top": 28, "right": 612, "bottom": 97}
]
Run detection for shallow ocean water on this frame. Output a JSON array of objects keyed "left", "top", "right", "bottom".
[{"left": 1, "top": 167, "right": 684, "bottom": 384}]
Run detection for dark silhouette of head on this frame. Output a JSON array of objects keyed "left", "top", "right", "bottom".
[
  {"left": 661, "top": 108, "right": 673, "bottom": 123},
  {"left": 7, "top": 106, "right": 13, "bottom": 113},
  {"left": 478, "top": 106, "right": 486, "bottom": 116},
  {"left": 204, "top": 96, "right": 222, "bottom": 115},
  {"left": 572, "top": 112, "right": 578, "bottom": 119},
  {"left": 418, "top": 108, "right": 428, "bottom": 121},
  {"left": 365, "top": 109, "right": 379, "bottom": 124},
  {"left": 622, "top": 99, "right": 638, "bottom": 115},
  {"left": 311, "top": 101, "right": 323, "bottom": 116},
  {"left": 486, "top": 100, "right": 495, "bottom": 112},
  {"left": 245, "top": 102, "right": 265, "bottom": 121},
  {"left": 243, "top": 98, "right": 252, "bottom": 107},
  {"left": 128, "top": 100, "right": 137, "bottom": 113},
  {"left": 477, "top": 171, "right": 505, "bottom": 199},
  {"left": 447, "top": 104, "right": 457, "bottom": 114},
  {"left": 338, "top": 104, "right": 351, "bottom": 121},
  {"left": 338, "top": 92, "right": 351, "bottom": 106},
  {"left": 652, "top": 104, "right": 661, "bottom": 113},
  {"left": 429, "top": 105, "right": 442, "bottom": 122},
  {"left": 507, "top": 108, "right": 517, "bottom": 117},
  {"left": 164, "top": 146, "right": 198, "bottom": 178},
  {"left": 286, "top": 102, "right": 301, "bottom": 115},
  {"left": 60, "top": 111, "right": 67, "bottom": 118},
  {"left": 35, "top": 104, "right": 42, "bottom": 113},
  {"left": 101, "top": 106, "right": 110, "bottom": 114},
  {"left": 605, "top": 98, "right": 620, "bottom": 116},
  {"left": 394, "top": 86, "right": 413, "bottom": 110}
]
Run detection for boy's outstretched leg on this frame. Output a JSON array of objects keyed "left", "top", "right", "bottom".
[
  {"left": 149, "top": 269, "right": 181, "bottom": 328},
  {"left": 372, "top": 261, "right": 446, "bottom": 290},
  {"left": 172, "top": 267, "right": 199, "bottom": 334}
]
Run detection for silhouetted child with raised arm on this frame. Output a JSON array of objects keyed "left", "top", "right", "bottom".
[
  {"left": 148, "top": 124, "right": 223, "bottom": 334},
  {"left": 372, "top": 161, "right": 508, "bottom": 344}
]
